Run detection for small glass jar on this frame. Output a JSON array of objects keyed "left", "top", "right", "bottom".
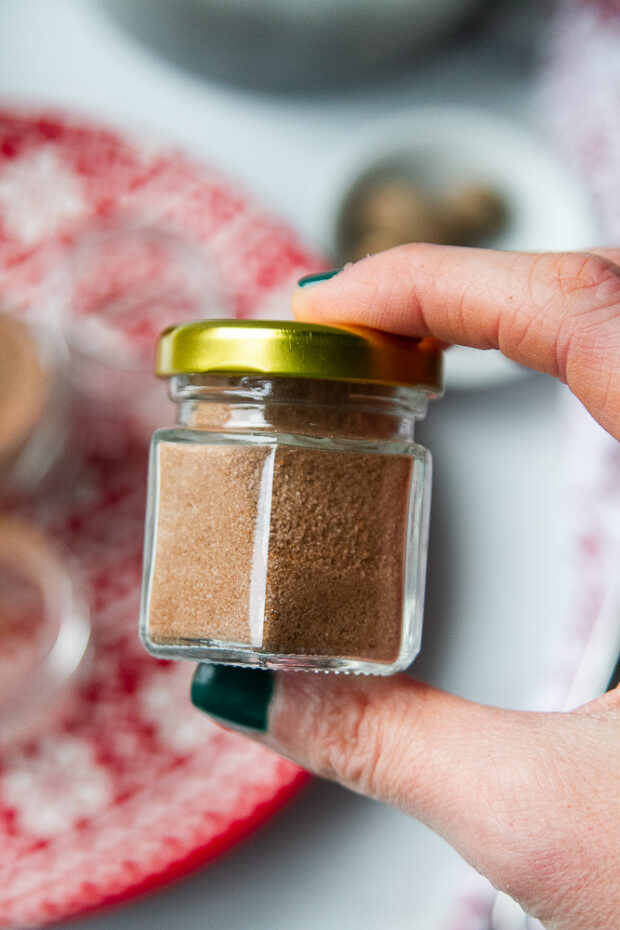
[
  {"left": 0, "top": 310, "right": 67, "bottom": 494},
  {"left": 52, "top": 221, "right": 231, "bottom": 447},
  {"left": 0, "top": 517, "right": 90, "bottom": 747},
  {"left": 140, "top": 320, "right": 443, "bottom": 675}
]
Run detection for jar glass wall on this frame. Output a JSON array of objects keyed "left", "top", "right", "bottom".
[
  {"left": 0, "top": 518, "right": 90, "bottom": 746},
  {"left": 141, "top": 358, "right": 439, "bottom": 674},
  {"left": 53, "top": 222, "right": 231, "bottom": 445}
]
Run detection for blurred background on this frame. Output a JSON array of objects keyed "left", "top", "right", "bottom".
[{"left": 0, "top": 1, "right": 618, "bottom": 929}]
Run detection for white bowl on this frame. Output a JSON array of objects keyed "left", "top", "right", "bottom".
[{"left": 308, "top": 106, "right": 599, "bottom": 390}]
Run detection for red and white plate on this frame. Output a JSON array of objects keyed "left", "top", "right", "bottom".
[{"left": 0, "top": 110, "right": 317, "bottom": 929}]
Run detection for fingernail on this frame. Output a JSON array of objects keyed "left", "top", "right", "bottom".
[
  {"left": 297, "top": 269, "right": 341, "bottom": 288},
  {"left": 191, "top": 664, "right": 274, "bottom": 732}
]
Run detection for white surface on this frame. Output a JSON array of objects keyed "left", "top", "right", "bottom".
[{"left": 0, "top": 2, "right": 573, "bottom": 928}]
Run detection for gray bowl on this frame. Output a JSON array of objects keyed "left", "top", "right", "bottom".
[{"left": 100, "top": 0, "right": 480, "bottom": 92}]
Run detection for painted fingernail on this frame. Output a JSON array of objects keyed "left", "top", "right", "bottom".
[
  {"left": 191, "top": 664, "right": 274, "bottom": 732},
  {"left": 297, "top": 269, "right": 341, "bottom": 287}
]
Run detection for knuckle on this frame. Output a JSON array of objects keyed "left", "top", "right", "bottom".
[
  {"left": 305, "top": 687, "right": 384, "bottom": 794},
  {"left": 548, "top": 250, "right": 620, "bottom": 305},
  {"left": 524, "top": 251, "right": 620, "bottom": 384}
]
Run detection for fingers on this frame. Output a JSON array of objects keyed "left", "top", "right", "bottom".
[
  {"left": 292, "top": 245, "right": 620, "bottom": 441},
  {"left": 192, "top": 665, "right": 620, "bottom": 930}
]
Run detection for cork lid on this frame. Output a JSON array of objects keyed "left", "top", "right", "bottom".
[{"left": 156, "top": 320, "right": 443, "bottom": 394}]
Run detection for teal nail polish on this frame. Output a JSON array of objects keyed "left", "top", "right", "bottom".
[
  {"left": 191, "top": 664, "right": 274, "bottom": 732},
  {"left": 297, "top": 269, "right": 340, "bottom": 287}
]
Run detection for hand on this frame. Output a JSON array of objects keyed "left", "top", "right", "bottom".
[{"left": 191, "top": 245, "right": 620, "bottom": 930}]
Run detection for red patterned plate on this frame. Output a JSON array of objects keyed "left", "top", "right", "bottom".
[{"left": 0, "top": 110, "right": 317, "bottom": 929}]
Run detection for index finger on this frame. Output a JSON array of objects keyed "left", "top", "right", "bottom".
[{"left": 292, "top": 244, "right": 620, "bottom": 442}]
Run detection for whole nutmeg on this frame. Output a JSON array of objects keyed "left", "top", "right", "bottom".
[
  {"left": 342, "top": 180, "right": 448, "bottom": 260},
  {"left": 441, "top": 184, "right": 508, "bottom": 244},
  {"left": 353, "top": 181, "right": 447, "bottom": 241},
  {"left": 339, "top": 175, "right": 508, "bottom": 262}
]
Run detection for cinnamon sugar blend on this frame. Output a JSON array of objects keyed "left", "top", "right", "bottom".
[
  {"left": 147, "top": 439, "right": 412, "bottom": 663},
  {"left": 148, "top": 442, "right": 270, "bottom": 647},
  {"left": 261, "top": 445, "right": 412, "bottom": 661}
]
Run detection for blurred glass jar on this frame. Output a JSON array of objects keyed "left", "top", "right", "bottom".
[
  {"left": 52, "top": 222, "right": 230, "bottom": 449},
  {"left": 0, "top": 310, "right": 68, "bottom": 493},
  {"left": 0, "top": 517, "right": 90, "bottom": 747}
]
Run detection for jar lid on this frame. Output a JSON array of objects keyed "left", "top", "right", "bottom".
[{"left": 156, "top": 320, "right": 443, "bottom": 393}]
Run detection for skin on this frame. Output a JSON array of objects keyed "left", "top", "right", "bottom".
[{"left": 234, "top": 246, "right": 620, "bottom": 930}]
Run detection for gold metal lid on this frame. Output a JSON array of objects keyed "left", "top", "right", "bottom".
[{"left": 156, "top": 320, "right": 443, "bottom": 394}]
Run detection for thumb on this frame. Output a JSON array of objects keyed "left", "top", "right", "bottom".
[
  {"left": 191, "top": 665, "right": 620, "bottom": 930},
  {"left": 292, "top": 245, "right": 620, "bottom": 443}
]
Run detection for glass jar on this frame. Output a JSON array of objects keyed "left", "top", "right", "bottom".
[
  {"left": 140, "top": 320, "right": 443, "bottom": 675},
  {"left": 52, "top": 221, "right": 231, "bottom": 447},
  {"left": 0, "top": 517, "right": 90, "bottom": 747},
  {"left": 0, "top": 310, "right": 67, "bottom": 494}
]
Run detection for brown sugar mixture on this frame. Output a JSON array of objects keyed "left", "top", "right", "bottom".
[{"left": 147, "top": 438, "right": 412, "bottom": 663}]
